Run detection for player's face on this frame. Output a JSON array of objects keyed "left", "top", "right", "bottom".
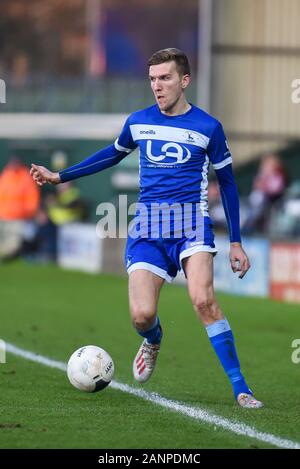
[{"left": 149, "top": 61, "right": 190, "bottom": 113}]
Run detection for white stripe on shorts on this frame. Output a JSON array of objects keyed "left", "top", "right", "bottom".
[
  {"left": 179, "top": 245, "right": 218, "bottom": 270},
  {"left": 127, "top": 262, "right": 174, "bottom": 283}
]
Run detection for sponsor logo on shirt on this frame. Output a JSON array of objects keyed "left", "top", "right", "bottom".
[
  {"left": 140, "top": 130, "right": 156, "bottom": 135},
  {"left": 145, "top": 140, "right": 191, "bottom": 166}
]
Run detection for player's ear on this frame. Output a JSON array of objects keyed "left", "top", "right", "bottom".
[{"left": 181, "top": 74, "right": 190, "bottom": 89}]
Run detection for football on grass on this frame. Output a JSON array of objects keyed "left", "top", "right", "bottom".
[{"left": 67, "top": 345, "right": 114, "bottom": 392}]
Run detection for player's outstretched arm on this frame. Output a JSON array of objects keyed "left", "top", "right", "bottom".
[
  {"left": 32, "top": 117, "right": 136, "bottom": 184},
  {"left": 30, "top": 164, "right": 61, "bottom": 186}
]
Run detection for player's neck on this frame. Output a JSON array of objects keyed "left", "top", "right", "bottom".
[{"left": 161, "top": 96, "right": 191, "bottom": 117}]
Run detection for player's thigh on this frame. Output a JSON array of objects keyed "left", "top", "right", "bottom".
[
  {"left": 183, "top": 251, "right": 216, "bottom": 303},
  {"left": 128, "top": 269, "right": 165, "bottom": 319}
]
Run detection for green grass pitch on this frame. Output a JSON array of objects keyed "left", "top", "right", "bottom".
[{"left": 0, "top": 262, "right": 299, "bottom": 448}]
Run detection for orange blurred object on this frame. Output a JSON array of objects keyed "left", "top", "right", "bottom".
[{"left": 0, "top": 159, "right": 40, "bottom": 220}]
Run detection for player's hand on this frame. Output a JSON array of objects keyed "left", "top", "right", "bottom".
[
  {"left": 229, "top": 242, "right": 250, "bottom": 279},
  {"left": 30, "top": 164, "right": 61, "bottom": 186}
]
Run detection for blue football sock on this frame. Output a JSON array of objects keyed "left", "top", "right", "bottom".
[
  {"left": 206, "top": 318, "right": 252, "bottom": 399},
  {"left": 136, "top": 317, "right": 162, "bottom": 345}
]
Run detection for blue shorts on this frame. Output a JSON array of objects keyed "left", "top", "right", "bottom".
[{"left": 125, "top": 217, "right": 217, "bottom": 282}]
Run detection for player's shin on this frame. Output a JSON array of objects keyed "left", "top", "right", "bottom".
[{"left": 205, "top": 318, "right": 252, "bottom": 399}]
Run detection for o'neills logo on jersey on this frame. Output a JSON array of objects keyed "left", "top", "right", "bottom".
[
  {"left": 145, "top": 140, "right": 191, "bottom": 165},
  {"left": 140, "top": 129, "right": 156, "bottom": 135}
]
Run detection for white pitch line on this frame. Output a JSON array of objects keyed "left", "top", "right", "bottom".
[{"left": 6, "top": 341, "right": 300, "bottom": 450}]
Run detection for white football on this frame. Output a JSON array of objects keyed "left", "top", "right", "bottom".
[{"left": 67, "top": 345, "right": 114, "bottom": 392}]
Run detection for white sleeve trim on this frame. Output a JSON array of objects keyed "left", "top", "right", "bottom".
[
  {"left": 114, "top": 139, "right": 132, "bottom": 153},
  {"left": 212, "top": 156, "right": 232, "bottom": 170}
]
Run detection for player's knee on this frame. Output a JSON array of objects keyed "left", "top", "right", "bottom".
[
  {"left": 192, "top": 292, "right": 218, "bottom": 319},
  {"left": 192, "top": 295, "right": 212, "bottom": 316},
  {"left": 192, "top": 295, "right": 223, "bottom": 324},
  {"left": 131, "top": 306, "right": 156, "bottom": 331}
]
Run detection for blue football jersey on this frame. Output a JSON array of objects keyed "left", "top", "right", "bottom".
[
  {"left": 59, "top": 103, "right": 240, "bottom": 242},
  {"left": 115, "top": 104, "right": 232, "bottom": 213}
]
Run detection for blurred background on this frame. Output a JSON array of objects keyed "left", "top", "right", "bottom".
[{"left": 1, "top": 0, "right": 300, "bottom": 302}]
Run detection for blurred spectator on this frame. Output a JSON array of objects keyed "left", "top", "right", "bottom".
[
  {"left": 241, "top": 153, "right": 288, "bottom": 234},
  {"left": 1, "top": 202, "right": 57, "bottom": 263},
  {"left": 47, "top": 181, "right": 88, "bottom": 225},
  {"left": 0, "top": 157, "right": 40, "bottom": 220},
  {"left": 0, "top": 156, "right": 40, "bottom": 260},
  {"left": 269, "top": 180, "right": 300, "bottom": 238},
  {"left": 11, "top": 52, "right": 29, "bottom": 86},
  {"left": 0, "top": 180, "right": 88, "bottom": 263},
  {"left": 22, "top": 182, "right": 88, "bottom": 262}
]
